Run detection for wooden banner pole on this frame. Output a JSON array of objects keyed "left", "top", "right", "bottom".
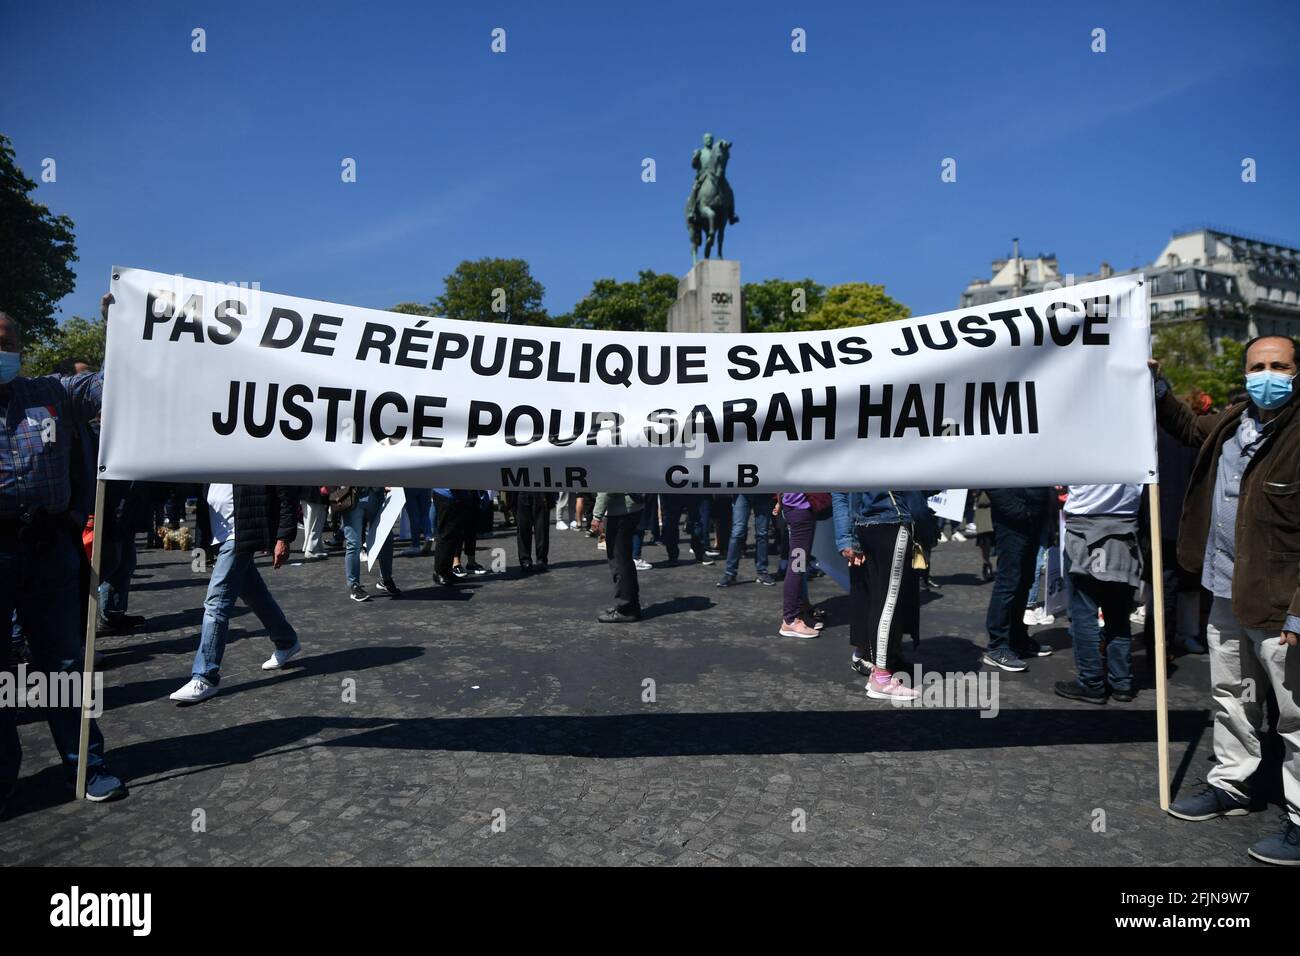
[
  {"left": 1148, "top": 482, "right": 1171, "bottom": 811},
  {"left": 75, "top": 477, "right": 107, "bottom": 800}
]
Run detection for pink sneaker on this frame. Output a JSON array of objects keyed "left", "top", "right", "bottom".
[
  {"left": 779, "top": 618, "right": 819, "bottom": 639},
  {"left": 866, "top": 669, "right": 920, "bottom": 702}
]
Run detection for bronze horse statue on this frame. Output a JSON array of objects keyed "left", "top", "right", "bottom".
[{"left": 686, "top": 138, "right": 738, "bottom": 262}]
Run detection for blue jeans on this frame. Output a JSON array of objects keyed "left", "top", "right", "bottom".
[
  {"left": 724, "top": 494, "right": 772, "bottom": 577},
  {"left": 630, "top": 497, "right": 656, "bottom": 560},
  {"left": 986, "top": 521, "right": 1036, "bottom": 652},
  {"left": 97, "top": 533, "right": 137, "bottom": 621},
  {"left": 0, "top": 525, "right": 106, "bottom": 787},
  {"left": 1026, "top": 544, "right": 1050, "bottom": 605},
  {"left": 404, "top": 488, "right": 432, "bottom": 543},
  {"left": 192, "top": 538, "right": 297, "bottom": 684},
  {"left": 660, "top": 494, "right": 704, "bottom": 561},
  {"left": 1065, "top": 553, "right": 1133, "bottom": 693},
  {"left": 343, "top": 490, "right": 394, "bottom": 587}
]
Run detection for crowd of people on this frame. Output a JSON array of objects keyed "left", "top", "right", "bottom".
[{"left": 1, "top": 295, "right": 1297, "bottom": 865}]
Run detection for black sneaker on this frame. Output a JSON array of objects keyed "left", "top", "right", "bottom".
[
  {"left": 103, "top": 613, "right": 145, "bottom": 629},
  {"left": 519, "top": 558, "right": 534, "bottom": 573},
  {"left": 755, "top": 572, "right": 776, "bottom": 586},
  {"left": 349, "top": 584, "right": 371, "bottom": 603},
  {"left": 433, "top": 573, "right": 460, "bottom": 587},
  {"left": 452, "top": 565, "right": 468, "bottom": 578},
  {"left": 374, "top": 578, "right": 401, "bottom": 598},
  {"left": 1054, "top": 680, "right": 1107, "bottom": 704},
  {"left": 850, "top": 657, "right": 873, "bottom": 677},
  {"left": 982, "top": 648, "right": 1027, "bottom": 672},
  {"left": 1168, "top": 783, "right": 1251, "bottom": 822},
  {"left": 466, "top": 562, "right": 488, "bottom": 575},
  {"left": 716, "top": 574, "right": 738, "bottom": 588},
  {"left": 535, "top": 561, "right": 548, "bottom": 573},
  {"left": 1110, "top": 686, "right": 1138, "bottom": 703},
  {"left": 1014, "top": 640, "right": 1053, "bottom": 658},
  {"left": 597, "top": 607, "right": 642, "bottom": 624},
  {"left": 981, "top": 562, "right": 994, "bottom": 581}
]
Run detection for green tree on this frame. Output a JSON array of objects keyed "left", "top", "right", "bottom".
[
  {"left": 1152, "top": 318, "right": 1245, "bottom": 406},
  {"left": 434, "top": 257, "right": 548, "bottom": 326},
  {"left": 0, "top": 134, "right": 78, "bottom": 342},
  {"left": 389, "top": 302, "right": 438, "bottom": 317},
  {"left": 566, "top": 270, "right": 679, "bottom": 332},
  {"left": 742, "top": 278, "right": 827, "bottom": 332},
  {"left": 21, "top": 315, "right": 106, "bottom": 376},
  {"left": 807, "top": 282, "right": 910, "bottom": 330}
]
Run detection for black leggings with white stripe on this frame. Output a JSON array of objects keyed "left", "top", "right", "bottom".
[{"left": 848, "top": 522, "right": 912, "bottom": 669}]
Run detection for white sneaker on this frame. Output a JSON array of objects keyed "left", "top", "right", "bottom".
[
  {"left": 633, "top": 558, "right": 653, "bottom": 571},
  {"left": 262, "top": 640, "right": 301, "bottom": 670},
  {"left": 170, "top": 677, "right": 218, "bottom": 704},
  {"left": 951, "top": 531, "right": 967, "bottom": 542},
  {"left": 1129, "top": 606, "right": 1147, "bottom": 625},
  {"left": 1038, "top": 612, "right": 1055, "bottom": 626},
  {"left": 1023, "top": 607, "right": 1039, "bottom": 626},
  {"left": 964, "top": 522, "right": 977, "bottom": 535},
  {"left": 938, "top": 532, "right": 949, "bottom": 543},
  {"left": 597, "top": 541, "right": 606, "bottom": 550},
  {"left": 556, "top": 521, "right": 568, "bottom": 530}
]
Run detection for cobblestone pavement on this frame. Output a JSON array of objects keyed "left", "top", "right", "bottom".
[{"left": 2, "top": 518, "right": 1282, "bottom": 866}]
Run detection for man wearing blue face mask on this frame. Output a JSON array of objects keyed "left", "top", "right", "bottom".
[
  {"left": 0, "top": 304, "right": 127, "bottom": 810},
  {"left": 1151, "top": 334, "right": 1300, "bottom": 865}
]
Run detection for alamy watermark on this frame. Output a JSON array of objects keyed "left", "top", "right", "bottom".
[{"left": 0, "top": 665, "right": 103, "bottom": 717}]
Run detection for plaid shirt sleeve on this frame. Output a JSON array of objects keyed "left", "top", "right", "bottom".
[{"left": 0, "top": 372, "right": 104, "bottom": 520}]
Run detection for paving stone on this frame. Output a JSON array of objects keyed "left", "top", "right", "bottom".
[{"left": 0, "top": 523, "right": 1271, "bottom": 865}]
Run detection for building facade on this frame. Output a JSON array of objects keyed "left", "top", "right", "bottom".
[{"left": 959, "top": 227, "right": 1300, "bottom": 343}]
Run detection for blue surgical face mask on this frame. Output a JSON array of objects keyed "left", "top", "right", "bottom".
[
  {"left": 0, "top": 351, "right": 19, "bottom": 385},
  {"left": 1245, "top": 370, "right": 1295, "bottom": 410}
]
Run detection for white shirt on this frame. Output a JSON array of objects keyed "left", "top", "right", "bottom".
[
  {"left": 207, "top": 483, "right": 235, "bottom": 545},
  {"left": 1064, "top": 483, "right": 1141, "bottom": 517}
]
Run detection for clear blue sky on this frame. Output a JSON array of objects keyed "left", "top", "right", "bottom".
[{"left": 3, "top": 0, "right": 1298, "bottom": 322}]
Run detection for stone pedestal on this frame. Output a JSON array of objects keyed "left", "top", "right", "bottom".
[{"left": 666, "top": 260, "right": 743, "bottom": 333}]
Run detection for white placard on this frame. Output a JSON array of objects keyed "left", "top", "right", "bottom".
[{"left": 365, "top": 487, "right": 405, "bottom": 572}]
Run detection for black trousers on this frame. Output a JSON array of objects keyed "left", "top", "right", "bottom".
[
  {"left": 434, "top": 498, "right": 475, "bottom": 580},
  {"left": 660, "top": 494, "right": 704, "bottom": 562},
  {"left": 985, "top": 520, "right": 1038, "bottom": 652},
  {"left": 848, "top": 522, "right": 912, "bottom": 668},
  {"left": 603, "top": 512, "right": 641, "bottom": 612},
  {"left": 514, "top": 492, "right": 551, "bottom": 564}
]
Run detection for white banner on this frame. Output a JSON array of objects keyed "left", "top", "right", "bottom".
[
  {"left": 99, "top": 268, "right": 1155, "bottom": 492},
  {"left": 926, "top": 488, "right": 969, "bottom": 524}
]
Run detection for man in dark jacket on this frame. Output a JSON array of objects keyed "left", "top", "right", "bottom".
[
  {"left": 169, "top": 484, "right": 301, "bottom": 704},
  {"left": 1154, "top": 336, "right": 1300, "bottom": 865},
  {"left": 983, "top": 487, "right": 1055, "bottom": 672}
]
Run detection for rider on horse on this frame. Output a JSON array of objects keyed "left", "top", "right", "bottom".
[{"left": 688, "top": 133, "right": 739, "bottom": 226}]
